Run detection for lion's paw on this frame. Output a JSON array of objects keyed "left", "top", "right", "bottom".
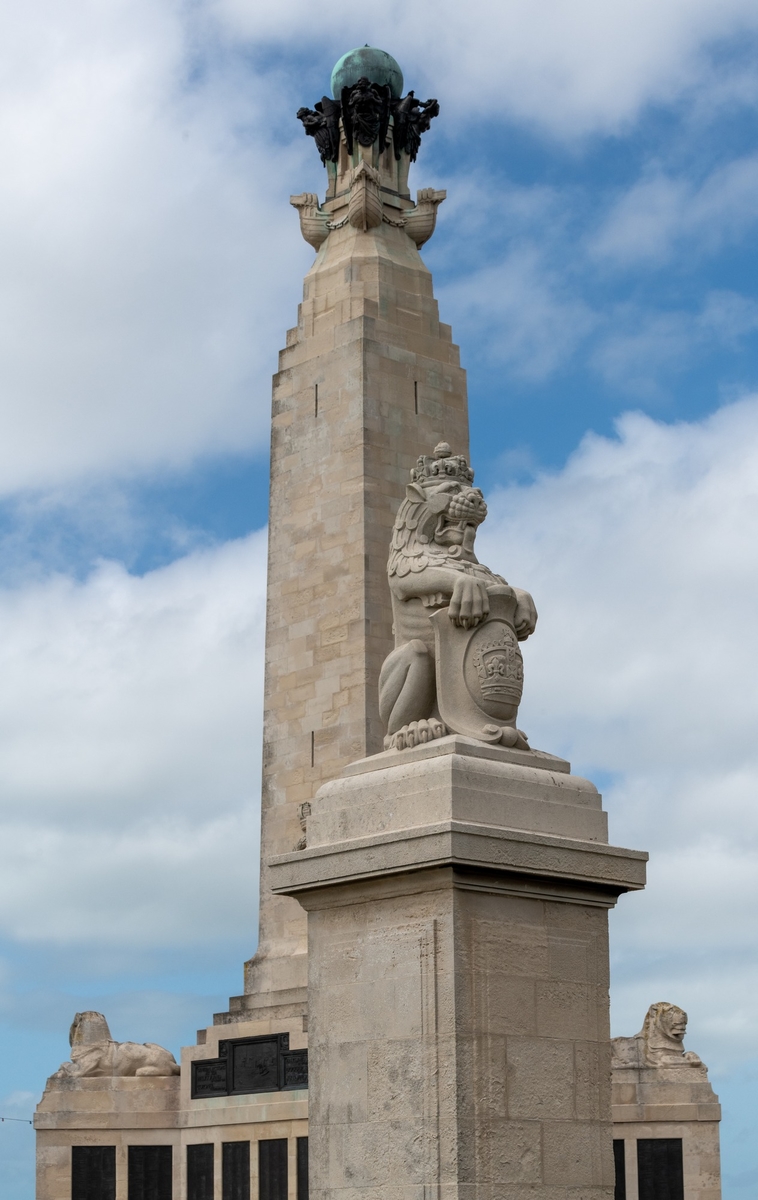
[{"left": 384, "top": 718, "right": 448, "bottom": 751}]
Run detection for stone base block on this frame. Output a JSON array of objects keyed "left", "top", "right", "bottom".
[{"left": 270, "top": 737, "right": 647, "bottom": 1198}]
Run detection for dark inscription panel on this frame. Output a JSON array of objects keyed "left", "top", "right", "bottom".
[
  {"left": 637, "top": 1138, "right": 684, "bottom": 1200},
  {"left": 259, "top": 1139, "right": 287, "bottom": 1200},
  {"left": 192, "top": 1034, "right": 307, "bottom": 1098},
  {"left": 231, "top": 1038, "right": 279, "bottom": 1093},
  {"left": 296, "top": 1136, "right": 309, "bottom": 1200},
  {"left": 222, "top": 1140, "right": 250, "bottom": 1200},
  {"left": 72, "top": 1146, "right": 116, "bottom": 1200},
  {"left": 613, "top": 1140, "right": 626, "bottom": 1200},
  {"left": 283, "top": 1050, "right": 308, "bottom": 1090},
  {"left": 127, "top": 1145, "right": 172, "bottom": 1200},
  {"left": 192, "top": 1059, "right": 228, "bottom": 1096},
  {"left": 187, "top": 1144, "right": 214, "bottom": 1200}
]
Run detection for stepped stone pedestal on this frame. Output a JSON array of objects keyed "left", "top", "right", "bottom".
[{"left": 270, "top": 736, "right": 647, "bottom": 1198}]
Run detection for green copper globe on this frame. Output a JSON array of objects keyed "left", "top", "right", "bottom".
[{"left": 331, "top": 46, "right": 404, "bottom": 100}]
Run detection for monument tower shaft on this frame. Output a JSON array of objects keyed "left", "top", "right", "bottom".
[{"left": 236, "top": 113, "right": 468, "bottom": 1015}]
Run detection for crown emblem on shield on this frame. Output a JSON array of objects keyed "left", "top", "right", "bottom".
[{"left": 471, "top": 628, "right": 523, "bottom": 704}]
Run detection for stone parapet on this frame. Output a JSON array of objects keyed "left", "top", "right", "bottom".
[
  {"left": 35, "top": 1015, "right": 309, "bottom": 1200},
  {"left": 611, "top": 1006, "right": 722, "bottom": 1199}
]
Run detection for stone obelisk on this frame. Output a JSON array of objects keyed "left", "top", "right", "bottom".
[
  {"left": 268, "top": 48, "right": 648, "bottom": 1199},
  {"left": 225, "top": 47, "right": 467, "bottom": 1023}
]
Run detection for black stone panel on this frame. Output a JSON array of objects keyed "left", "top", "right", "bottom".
[
  {"left": 283, "top": 1050, "right": 308, "bottom": 1090},
  {"left": 296, "top": 1137, "right": 308, "bottom": 1200},
  {"left": 231, "top": 1038, "right": 279, "bottom": 1094},
  {"left": 127, "top": 1145, "right": 172, "bottom": 1200},
  {"left": 187, "top": 1143, "right": 214, "bottom": 1200},
  {"left": 613, "top": 1139, "right": 627, "bottom": 1200},
  {"left": 637, "top": 1138, "right": 684, "bottom": 1200},
  {"left": 192, "top": 1058, "right": 228, "bottom": 1096},
  {"left": 72, "top": 1146, "right": 116, "bottom": 1200},
  {"left": 192, "top": 1034, "right": 307, "bottom": 1098},
  {"left": 222, "top": 1140, "right": 250, "bottom": 1200},
  {"left": 259, "top": 1138, "right": 287, "bottom": 1200}
]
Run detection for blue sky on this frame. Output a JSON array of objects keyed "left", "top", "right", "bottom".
[{"left": 1, "top": 1, "right": 758, "bottom": 1195}]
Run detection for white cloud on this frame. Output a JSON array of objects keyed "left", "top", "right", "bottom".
[
  {"left": 439, "top": 245, "right": 597, "bottom": 379},
  {"left": 0, "top": 530, "right": 267, "bottom": 947},
  {"left": 0, "top": 0, "right": 313, "bottom": 495},
  {"left": 0, "top": 0, "right": 756, "bottom": 499},
  {"left": 591, "top": 154, "right": 758, "bottom": 266},
  {"left": 591, "top": 290, "right": 758, "bottom": 395},
  {"left": 214, "top": 0, "right": 758, "bottom": 135},
  {"left": 478, "top": 395, "right": 758, "bottom": 1065}
]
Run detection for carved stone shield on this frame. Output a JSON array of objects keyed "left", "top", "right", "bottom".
[{"left": 429, "top": 586, "right": 525, "bottom": 745}]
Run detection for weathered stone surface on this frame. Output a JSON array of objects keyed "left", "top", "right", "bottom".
[{"left": 241, "top": 174, "right": 469, "bottom": 1017}]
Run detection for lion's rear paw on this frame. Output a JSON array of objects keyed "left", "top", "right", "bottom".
[{"left": 384, "top": 718, "right": 447, "bottom": 751}]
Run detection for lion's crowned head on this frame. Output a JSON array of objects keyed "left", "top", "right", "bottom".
[{"left": 389, "top": 442, "right": 499, "bottom": 582}]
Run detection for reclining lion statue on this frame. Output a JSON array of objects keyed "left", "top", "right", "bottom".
[
  {"left": 612, "top": 1002, "right": 704, "bottom": 1069},
  {"left": 379, "top": 442, "right": 537, "bottom": 750},
  {"left": 50, "top": 1011, "right": 180, "bottom": 1080}
]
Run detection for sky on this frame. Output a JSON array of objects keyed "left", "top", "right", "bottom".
[{"left": 1, "top": 0, "right": 758, "bottom": 1194}]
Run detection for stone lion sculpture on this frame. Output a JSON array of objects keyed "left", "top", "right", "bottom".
[
  {"left": 611, "top": 1002, "right": 704, "bottom": 1069},
  {"left": 379, "top": 442, "right": 537, "bottom": 750},
  {"left": 50, "top": 1011, "right": 180, "bottom": 1080}
]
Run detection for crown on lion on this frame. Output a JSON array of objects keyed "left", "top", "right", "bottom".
[{"left": 411, "top": 442, "right": 475, "bottom": 486}]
